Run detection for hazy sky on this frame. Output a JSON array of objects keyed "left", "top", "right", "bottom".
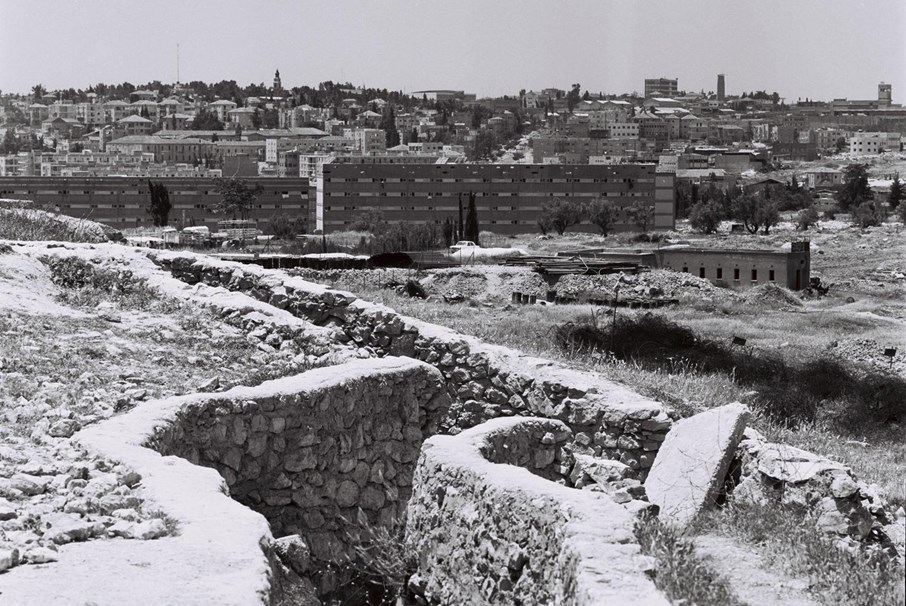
[{"left": 1, "top": 0, "right": 904, "bottom": 103}]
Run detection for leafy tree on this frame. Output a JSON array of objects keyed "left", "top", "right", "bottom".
[
  {"left": 585, "top": 197, "right": 618, "bottom": 235},
  {"left": 262, "top": 108, "right": 280, "bottom": 129},
  {"left": 898, "top": 197, "right": 906, "bottom": 223},
  {"left": 626, "top": 200, "right": 655, "bottom": 233},
  {"left": 190, "top": 109, "right": 224, "bottom": 131},
  {"left": 465, "top": 192, "right": 480, "bottom": 243},
  {"left": 688, "top": 200, "right": 724, "bottom": 234},
  {"left": 410, "top": 127, "right": 419, "bottom": 143},
  {"left": 469, "top": 130, "right": 498, "bottom": 161},
  {"left": 351, "top": 208, "right": 386, "bottom": 232},
  {"left": 852, "top": 201, "right": 882, "bottom": 228},
  {"left": 1, "top": 129, "right": 19, "bottom": 154},
  {"left": 836, "top": 163, "right": 872, "bottom": 211},
  {"left": 887, "top": 173, "right": 903, "bottom": 211},
  {"left": 251, "top": 108, "right": 262, "bottom": 129},
  {"left": 266, "top": 213, "right": 307, "bottom": 239},
  {"left": 32, "top": 84, "right": 46, "bottom": 99},
  {"left": 539, "top": 197, "right": 585, "bottom": 235},
  {"left": 214, "top": 178, "right": 261, "bottom": 220},
  {"left": 797, "top": 205, "right": 819, "bottom": 231},
  {"left": 732, "top": 194, "right": 780, "bottom": 234},
  {"left": 834, "top": 137, "right": 847, "bottom": 154},
  {"left": 146, "top": 180, "right": 172, "bottom": 227}
]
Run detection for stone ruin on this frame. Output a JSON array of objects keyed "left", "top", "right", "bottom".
[{"left": 1, "top": 243, "right": 901, "bottom": 605}]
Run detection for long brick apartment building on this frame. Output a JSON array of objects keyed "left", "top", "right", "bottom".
[
  {"left": 313, "top": 161, "right": 675, "bottom": 234},
  {"left": 0, "top": 177, "right": 309, "bottom": 229}
]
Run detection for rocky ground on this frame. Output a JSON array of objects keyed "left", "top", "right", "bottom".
[{"left": 0, "top": 246, "right": 351, "bottom": 574}]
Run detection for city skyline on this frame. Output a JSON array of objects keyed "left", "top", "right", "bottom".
[{"left": 1, "top": 0, "right": 904, "bottom": 103}]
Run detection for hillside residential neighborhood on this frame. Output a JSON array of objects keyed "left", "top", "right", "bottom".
[
  {"left": 2, "top": 75, "right": 904, "bottom": 235},
  {"left": 1, "top": 3, "right": 905, "bottom": 605}
]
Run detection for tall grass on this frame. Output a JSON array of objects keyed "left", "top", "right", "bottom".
[
  {"left": 695, "top": 501, "right": 906, "bottom": 606},
  {"left": 0, "top": 206, "right": 109, "bottom": 242},
  {"left": 554, "top": 313, "right": 906, "bottom": 432},
  {"left": 634, "top": 513, "right": 744, "bottom": 606}
]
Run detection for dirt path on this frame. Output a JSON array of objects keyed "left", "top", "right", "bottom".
[{"left": 693, "top": 534, "right": 821, "bottom": 606}]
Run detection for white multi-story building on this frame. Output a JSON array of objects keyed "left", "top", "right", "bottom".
[
  {"left": 354, "top": 129, "right": 387, "bottom": 154},
  {"left": 849, "top": 132, "right": 901, "bottom": 154},
  {"left": 608, "top": 122, "right": 640, "bottom": 139}
]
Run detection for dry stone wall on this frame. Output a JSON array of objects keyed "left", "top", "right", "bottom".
[
  {"left": 406, "top": 416, "right": 670, "bottom": 606},
  {"left": 149, "top": 251, "right": 672, "bottom": 476},
  {"left": 147, "top": 357, "right": 449, "bottom": 567}
]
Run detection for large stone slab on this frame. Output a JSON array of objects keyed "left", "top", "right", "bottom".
[{"left": 645, "top": 402, "right": 750, "bottom": 527}]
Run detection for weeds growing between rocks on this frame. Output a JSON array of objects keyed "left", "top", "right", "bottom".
[
  {"left": 634, "top": 512, "right": 744, "bottom": 606},
  {"left": 694, "top": 501, "right": 906, "bottom": 606}
]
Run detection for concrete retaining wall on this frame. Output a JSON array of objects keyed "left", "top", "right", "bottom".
[{"left": 406, "top": 417, "right": 670, "bottom": 606}]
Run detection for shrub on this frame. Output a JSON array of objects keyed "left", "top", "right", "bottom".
[
  {"left": 584, "top": 197, "right": 620, "bottom": 236},
  {"left": 627, "top": 200, "right": 656, "bottom": 233},
  {"left": 635, "top": 513, "right": 743, "bottom": 606},
  {"left": 351, "top": 208, "right": 387, "bottom": 233},
  {"left": 688, "top": 200, "right": 724, "bottom": 234},
  {"left": 796, "top": 206, "right": 819, "bottom": 230},
  {"left": 539, "top": 197, "right": 585, "bottom": 235},
  {"left": 267, "top": 213, "right": 307, "bottom": 240},
  {"left": 552, "top": 314, "right": 906, "bottom": 431},
  {"left": 852, "top": 201, "right": 883, "bottom": 228}
]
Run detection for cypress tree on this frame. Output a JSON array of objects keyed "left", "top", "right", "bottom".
[
  {"left": 457, "top": 193, "right": 464, "bottom": 241},
  {"left": 465, "top": 191, "right": 480, "bottom": 243},
  {"left": 888, "top": 173, "right": 903, "bottom": 210}
]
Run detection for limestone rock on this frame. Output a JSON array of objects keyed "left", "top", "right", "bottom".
[
  {"left": 756, "top": 444, "right": 846, "bottom": 483},
  {"left": 0, "top": 546, "right": 20, "bottom": 572},
  {"left": 41, "top": 512, "right": 96, "bottom": 544},
  {"left": 11, "top": 473, "right": 51, "bottom": 496},
  {"left": 646, "top": 402, "right": 751, "bottom": 527},
  {"left": 23, "top": 546, "right": 58, "bottom": 564},
  {"left": 48, "top": 419, "right": 81, "bottom": 438},
  {"left": 273, "top": 534, "right": 311, "bottom": 575}
]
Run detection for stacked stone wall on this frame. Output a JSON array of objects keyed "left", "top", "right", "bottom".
[
  {"left": 406, "top": 417, "right": 669, "bottom": 605},
  {"left": 147, "top": 357, "right": 449, "bottom": 566},
  {"left": 149, "top": 251, "right": 672, "bottom": 475}
]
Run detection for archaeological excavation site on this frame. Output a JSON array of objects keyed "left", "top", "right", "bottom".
[{"left": 0, "top": 236, "right": 904, "bottom": 606}]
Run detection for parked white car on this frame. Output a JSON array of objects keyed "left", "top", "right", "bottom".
[{"left": 449, "top": 240, "right": 479, "bottom": 253}]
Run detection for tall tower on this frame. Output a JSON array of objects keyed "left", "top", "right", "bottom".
[
  {"left": 273, "top": 69, "right": 282, "bottom": 95},
  {"left": 717, "top": 74, "right": 726, "bottom": 102},
  {"left": 879, "top": 82, "right": 892, "bottom": 106}
]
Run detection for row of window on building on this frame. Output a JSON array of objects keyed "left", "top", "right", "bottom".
[{"left": 679, "top": 266, "right": 775, "bottom": 282}]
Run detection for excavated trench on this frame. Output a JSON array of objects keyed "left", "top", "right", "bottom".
[{"left": 146, "top": 358, "right": 450, "bottom": 604}]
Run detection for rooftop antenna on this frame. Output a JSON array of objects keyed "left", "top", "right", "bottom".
[{"left": 176, "top": 43, "right": 180, "bottom": 83}]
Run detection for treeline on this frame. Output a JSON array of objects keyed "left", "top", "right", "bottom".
[{"left": 680, "top": 164, "right": 906, "bottom": 234}]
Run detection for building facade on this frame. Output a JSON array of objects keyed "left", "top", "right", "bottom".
[
  {"left": 0, "top": 177, "right": 308, "bottom": 229},
  {"left": 314, "top": 162, "right": 674, "bottom": 234},
  {"left": 644, "top": 78, "right": 678, "bottom": 98},
  {"left": 584, "top": 242, "right": 811, "bottom": 290}
]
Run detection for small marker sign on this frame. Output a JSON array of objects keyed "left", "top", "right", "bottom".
[
  {"left": 732, "top": 336, "right": 747, "bottom": 347},
  {"left": 884, "top": 348, "right": 897, "bottom": 358}
]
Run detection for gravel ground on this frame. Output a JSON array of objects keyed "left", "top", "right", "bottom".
[
  {"left": 0, "top": 247, "right": 341, "bottom": 574},
  {"left": 825, "top": 338, "right": 906, "bottom": 378}
]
